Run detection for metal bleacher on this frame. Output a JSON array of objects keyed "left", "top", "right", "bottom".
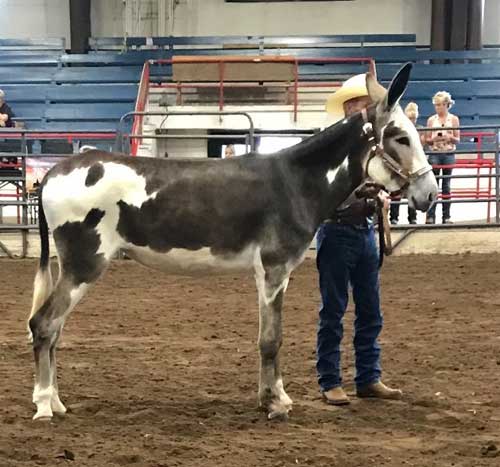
[
  {"left": 0, "top": 38, "right": 140, "bottom": 132},
  {"left": 2, "top": 35, "right": 500, "bottom": 132}
]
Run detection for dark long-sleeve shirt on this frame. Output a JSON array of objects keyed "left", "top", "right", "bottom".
[{"left": 0, "top": 103, "right": 15, "bottom": 128}]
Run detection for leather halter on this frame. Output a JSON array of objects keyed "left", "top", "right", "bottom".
[{"left": 360, "top": 108, "right": 432, "bottom": 196}]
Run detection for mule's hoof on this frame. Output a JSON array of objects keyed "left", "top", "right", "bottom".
[
  {"left": 33, "top": 408, "right": 53, "bottom": 421},
  {"left": 267, "top": 400, "right": 292, "bottom": 421},
  {"left": 51, "top": 397, "right": 67, "bottom": 415},
  {"left": 268, "top": 410, "right": 289, "bottom": 421}
]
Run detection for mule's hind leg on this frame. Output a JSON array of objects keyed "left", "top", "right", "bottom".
[
  {"left": 30, "top": 207, "right": 115, "bottom": 420},
  {"left": 30, "top": 279, "right": 91, "bottom": 420},
  {"left": 254, "top": 261, "right": 292, "bottom": 420},
  {"left": 27, "top": 265, "right": 53, "bottom": 342}
]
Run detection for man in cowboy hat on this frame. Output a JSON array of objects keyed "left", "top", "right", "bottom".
[{"left": 316, "top": 74, "right": 402, "bottom": 405}]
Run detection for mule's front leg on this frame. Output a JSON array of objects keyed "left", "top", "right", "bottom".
[{"left": 255, "top": 267, "right": 292, "bottom": 420}]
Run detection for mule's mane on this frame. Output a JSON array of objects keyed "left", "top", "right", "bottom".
[{"left": 274, "top": 107, "right": 373, "bottom": 168}]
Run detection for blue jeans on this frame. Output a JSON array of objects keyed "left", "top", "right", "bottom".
[
  {"left": 427, "top": 153, "right": 455, "bottom": 220},
  {"left": 316, "top": 223, "right": 382, "bottom": 391}
]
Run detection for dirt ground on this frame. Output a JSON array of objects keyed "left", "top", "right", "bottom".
[{"left": 0, "top": 253, "right": 499, "bottom": 467}]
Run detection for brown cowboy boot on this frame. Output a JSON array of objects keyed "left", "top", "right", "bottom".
[
  {"left": 356, "top": 381, "right": 402, "bottom": 400},
  {"left": 322, "top": 386, "right": 350, "bottom": 406}
]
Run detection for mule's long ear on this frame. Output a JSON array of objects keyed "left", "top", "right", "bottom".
[
  {"left": 366, "top": 71, "right": 386, "bottom": 103},
  {"left": 385, "top": 62, "right": 412, "bottom": 111}
]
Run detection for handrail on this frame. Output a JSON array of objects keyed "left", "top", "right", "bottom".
[
  {"left": 118, "top": 110, "right": 256, "bottom": 154},
  {"left": 130, "top": 61, "right": 151, "bottom": 156},
  {"left": 0, "top": 37, "right": 65, "bottom": 50},
  {"left": 89, "top": 34, "right": 416, "bottom": 51},
  {"left": 0, "top": 130, "right": 116, "bottom": 140}
]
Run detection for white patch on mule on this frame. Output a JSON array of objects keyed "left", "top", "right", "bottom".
[
  {"left": 326, "top": 158, "right": 348, "bottom": 185},
  {"left": 50, "top": 393, "right": 67, "bottom": 414},
  {"left": 43, "top": 162, "right": 162, "bottom": 260},
  {"left": 275, "top": 378, "right": 293, "bottom": 406},
  {"left": 253, "top": 248, "right": 291, "bottom": 307},
  {"left": 326, "top": 169, "right": 338, "bottom": 184},
  {"left": 69, "top": 284, "right": 88, "bottom": 309},
  {"left": 126, "top": 244, "right": 257, "bottom": 275},
  {"left": 33, "top": 385, "right": 54, "bottom": 420}
]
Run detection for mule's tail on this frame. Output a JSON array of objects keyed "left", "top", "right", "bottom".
[{"left": 28, "top": 193, "right": 53, "bottom": 332}]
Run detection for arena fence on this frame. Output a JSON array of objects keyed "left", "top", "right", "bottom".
[{"left": 0, "top": 124, "right": 499, "bottom": 258}]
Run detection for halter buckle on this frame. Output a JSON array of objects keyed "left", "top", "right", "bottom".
[{"left": 362, "top": 122, "right": 373, "bottom": 135}]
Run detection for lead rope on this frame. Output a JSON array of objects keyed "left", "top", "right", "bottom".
[
  {"left": 376, "top": 197, "right": 393, "bottom": 269},
  {"left": 378, "top": 209, "right": 385, "bottom": 269}
]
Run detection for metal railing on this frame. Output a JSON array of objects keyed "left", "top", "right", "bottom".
[
  {"left": 1, "top": 123, "right": 500, "bottom": 258},
  {"left": 390, "top": 125, "right": 500, "bottom": 228}
]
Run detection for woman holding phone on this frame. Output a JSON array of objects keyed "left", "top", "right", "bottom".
[{"left": 425, "top": 91, "right": 460, "bottom": 224}]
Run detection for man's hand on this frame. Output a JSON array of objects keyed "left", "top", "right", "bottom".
[
  {"left": 377, "top": 190, "right": 391, "bottom": 210},
  {"left": 355, "top": 181, "right": 385, "bottom": 200}
]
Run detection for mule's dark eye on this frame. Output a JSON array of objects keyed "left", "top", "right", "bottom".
[{"left": 396, "top": 136, "right": 410, "bottom": 146}]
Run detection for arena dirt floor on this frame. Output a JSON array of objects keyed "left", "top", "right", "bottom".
[{"left": 1, "top": 253, "right": 499, "bottom": 467}]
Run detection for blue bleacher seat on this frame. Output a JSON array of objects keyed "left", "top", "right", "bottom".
[
  {"left": 0, "top": 54, "right": 60, "bottom": 66},
  {"left": 54, "top": 67, "right": 142, "bottom": 84},
  {"left": 45, "top": 103, "right": 134, "bottom": 121},
  {"left": 27, "top": 121, "right": 121, "bottom": 132},
  {"left": 9, "top": 103, "right": 46, "bottom": 121},
  {"left": 0, "top": 38, "right": 64, "bottom": 48},
  {"left": 46, "top": 84, "right": 138, "bottom": 103},
  {"left": 0, "top": 67, "right": 56, "bottom": 84},
  {"left": 60, "top": 53, "right": 163, "bottom": 66},
  {"left": 0, "top": 85, "right": 49, "bottom": 102}
]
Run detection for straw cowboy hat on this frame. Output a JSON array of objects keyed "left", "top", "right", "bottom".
[{"left": 325, "top": 73, "right": 368, "bottom": 116}]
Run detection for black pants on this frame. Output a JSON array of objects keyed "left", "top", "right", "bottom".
[
  {"left": 390, "top": 200, "right": 416, "bottom": 223},
  {"left": 427, "top": 153, "right": 455, "bottom": 221}
]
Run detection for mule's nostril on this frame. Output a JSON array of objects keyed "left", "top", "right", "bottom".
[{"left": 428, "top": 193, "right": 434, "bottom": 202}]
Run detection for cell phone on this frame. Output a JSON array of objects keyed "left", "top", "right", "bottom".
[{"left": 437, "top": 132, "right": 443, "bottom": 137}]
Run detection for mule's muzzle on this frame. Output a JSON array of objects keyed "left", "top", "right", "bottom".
[{"left": 407, "top": 171, "right": 439, "bottom": 212}]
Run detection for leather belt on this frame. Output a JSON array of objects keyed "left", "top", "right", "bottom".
[{"left": 325, "top": 215, "right": 369, "bottom": 227}]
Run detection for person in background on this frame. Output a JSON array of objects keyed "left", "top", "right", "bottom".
[
  {"left": 425, "top": 91, "right": 460, "bottom": 224},
  {"left": 0, "top": 88, "right": 19, "bottom": 170},
  {"left": 224, "top": 144, "right": 235, "bottom": 159},
  {"left": 389, "top": 102, "right": 420, "bottom": 225},
  {"left": 0, "top": 89, "right": 15, "bottom": 128},
  {"left": 317, "top": 74, "right": 402, "bottom": 406}
]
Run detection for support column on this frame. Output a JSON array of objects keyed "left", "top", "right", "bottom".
[
  {"left": 449, "top": 0, "right": 469, "bottom": 51},
  {"left": 69, "top": 0, "right": 91, "bottom": 54},
  {"left": 158, "top": 0, "right": 167, "bottom": 36},
  {"left": 467, "top": 0, "right": 484, "bottom": 50},
  {"left": 431, "top": 0, "right": 449, "bottom": 51}
]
